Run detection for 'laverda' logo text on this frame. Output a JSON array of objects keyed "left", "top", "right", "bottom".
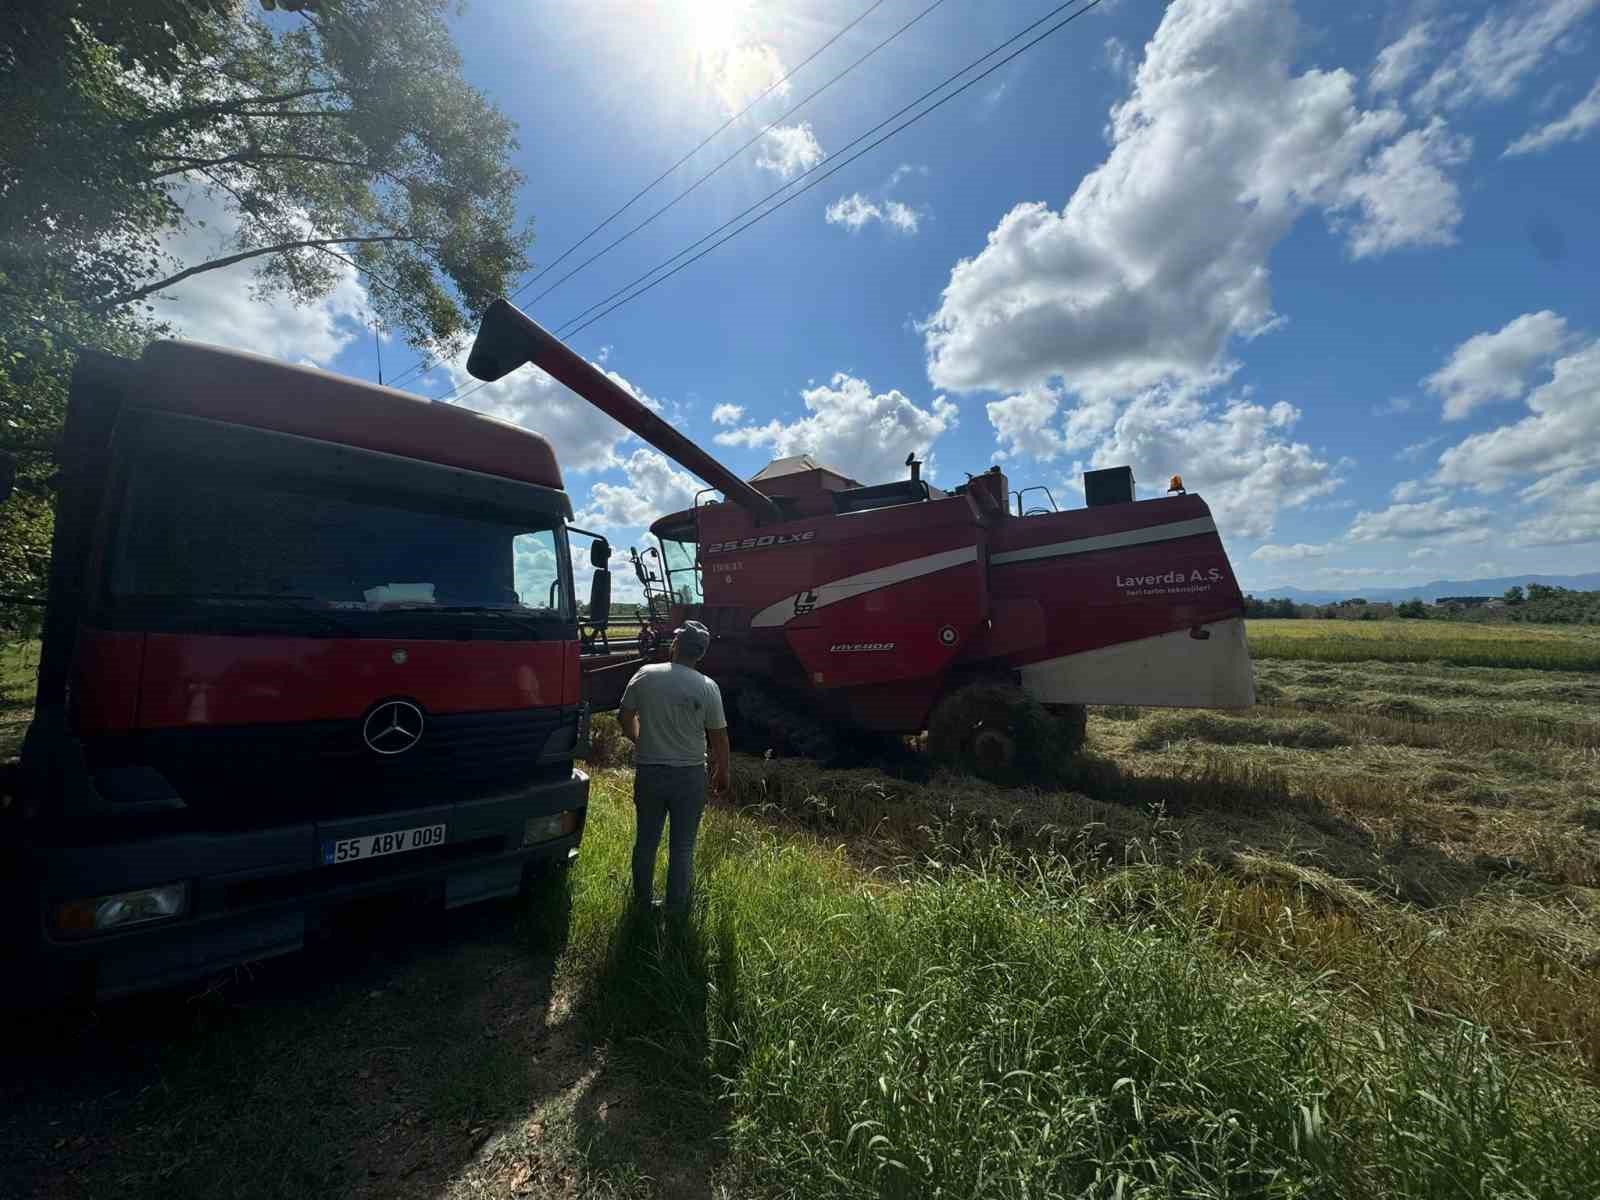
[
  {"left": 1117, "top": 568, "right": 1223, "bottom": 586},
  {"left": 829, "top": 642, "right": 894, "bottom": 652},
  {"left": 704, "top": 530, "right": 816, "bottom": 555}
]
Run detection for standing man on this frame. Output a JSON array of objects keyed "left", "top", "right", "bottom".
[{"left": 618, "top": 620, "right": 730, "bottom": 914}]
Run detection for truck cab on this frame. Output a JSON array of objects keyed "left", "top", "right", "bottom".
[{"left": 5, "top": 341, "right": 591, "bottom": 1000}]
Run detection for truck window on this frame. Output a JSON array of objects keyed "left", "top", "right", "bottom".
[
  {"left": 659, "top": 536, "right": 702, "bottom": 605},
  {"left": 110, "top": 460, "right": 572, "bottom": 621}
]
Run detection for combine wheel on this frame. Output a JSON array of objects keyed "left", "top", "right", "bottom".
[{"left": 927, "top": 684, "right": 1082, "bottom": 784}]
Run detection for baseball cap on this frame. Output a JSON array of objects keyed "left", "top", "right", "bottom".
[{"left": 673, "top": 620, "right": 711, "bottom": 659}]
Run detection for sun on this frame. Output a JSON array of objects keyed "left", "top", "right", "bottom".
[{"left": 681, "top": 0, "right": 749, "bottom": 59}]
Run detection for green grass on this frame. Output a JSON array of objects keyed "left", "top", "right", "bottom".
[
  {"left": 572, "top": 777, "right": 1600, "bottom": 1199},
  {"left": 1248, "top": 619, "right": 1600, "bottom": 672},
  {"left": 0, "top": 639, "right": 38, "bottom": 758}
]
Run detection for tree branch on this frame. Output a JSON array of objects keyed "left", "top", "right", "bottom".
[
  {"left": 149, "top": 150, "right": 402, "bottom": 184},
  {"left": 127, "top": 86, "right": 346, "bottom": 132},
  {"left": 96, "top": 234, "right": 419, "bottom": 309}
]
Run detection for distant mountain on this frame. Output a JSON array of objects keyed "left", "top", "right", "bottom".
[{"left": 1246, "top": 573, "right": 1600, "bottom": 606}]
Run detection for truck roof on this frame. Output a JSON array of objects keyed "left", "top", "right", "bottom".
[{"left": 136, "top": 340, "right": 564, "bottom": 493}]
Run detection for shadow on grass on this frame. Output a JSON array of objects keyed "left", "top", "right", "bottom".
[
  {"left": 0, "top": 869, "right": 598, "bottom": 1200},
  {"left": 564, "top": 902, "right": 737, "bottom": 1197}
]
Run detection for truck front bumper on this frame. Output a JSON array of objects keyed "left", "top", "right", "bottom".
[{"left": 16, "top": 771, "right": 588, "bottom": 1000}]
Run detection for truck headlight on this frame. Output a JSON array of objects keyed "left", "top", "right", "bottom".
[
  {"left": 52, "top": 882, "right": 190, "bottom": 940},
  {"left": 522, "top": 810, "right": 581, "bottom": 846}
]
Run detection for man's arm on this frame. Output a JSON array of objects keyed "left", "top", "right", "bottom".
[
  {"left": 706, "top": 727, "right": 731, "bottom": 799},
  {"left": 619, "top": 705, "right": 640, "bottom": 744}
]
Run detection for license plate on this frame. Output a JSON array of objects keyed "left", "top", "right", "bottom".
[{"left": 322, "top": 823, "right": 446, "bottom": 866}]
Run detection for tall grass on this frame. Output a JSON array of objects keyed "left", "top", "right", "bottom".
[{"left": 570, "top": 777, "right": 1600, "bottom": 1199}]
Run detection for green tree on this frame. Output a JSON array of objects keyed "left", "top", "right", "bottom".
[
  {"left": 1396, "top": 599, "right": 1427, "bottom": 619},
  {"left": 2, "top": 0, "right": 531, "bottom": 604},
  {"left": 1504, "top": 586, "right": 1525, "bottom": 605}
]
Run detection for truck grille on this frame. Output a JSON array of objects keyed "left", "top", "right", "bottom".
[{"left": 95, "top": 707, "right": 576, "bottom": 825}]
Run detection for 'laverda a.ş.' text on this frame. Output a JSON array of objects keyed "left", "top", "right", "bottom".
[{"left": 1115, "top": 567, "right": 1224, "bottom": 587}]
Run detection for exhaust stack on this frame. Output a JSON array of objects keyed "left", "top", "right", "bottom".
[{"left": 466, "top": 299, "right": 781, "bottom": 523}]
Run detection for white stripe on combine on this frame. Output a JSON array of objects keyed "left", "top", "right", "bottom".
[
  {"left": 990, "top": 516, "right": 1217, "bottom": 566},
  {"left": 749, "top": 545, "right": 978, "bottom": 629}
]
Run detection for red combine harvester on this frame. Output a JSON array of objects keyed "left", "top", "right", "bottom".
[{"left": 468, "top": 300, "right": 1256, "bottom": 777}]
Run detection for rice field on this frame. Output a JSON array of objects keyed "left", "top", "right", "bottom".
[{"left": 1248, "top": 618, "right": 1600, "bottom": 671}]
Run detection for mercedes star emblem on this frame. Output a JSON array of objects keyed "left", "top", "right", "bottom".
[
  {"left": 363, "top": 699, "right": 425, "bottom": 755},
  {"left": 391, "top": 649, "right": 408, "bottom": 665}
]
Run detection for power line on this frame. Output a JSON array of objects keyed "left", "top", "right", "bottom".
[
  {"left": 437, "top": 0, "right": 1104, "bottom": 409},
  {"left": 386, "top": 0, "right": 896, "bottom": 391},
  {"left": 511, "top": 0, "right": 952, "bottom": 315},
  {"left": 553, "top": 0, "right": 1104, "bottom": 342}
]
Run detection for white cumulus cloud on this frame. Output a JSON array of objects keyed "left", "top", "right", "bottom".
[
  {"left": 756, "top": 123, "right": 824, "bottom": 178},
  {"left": 824, "top": 193, "right": 920, "bottom": 234},
  {"left": 575, "top": 449, "right": 700, "bottom": 531},
  {"left": 1504, "top": 77, "right": 1600, "bottom": 156},
  {"left": 1413, "top": 0, "right": 1597, "bottom": 112},
  {"left": 1250, "top": 543, "right": 1331, "bottom": 562},
  {"left": 438, "top": 355, "right": 661, "bottom": 475},
  {"left": 922, "top": 0, "right": 1463, "bottom": 399},
  {"left": 1370, "top": 23, "right": 1435, "bottom": 96},
  {"left": 1346, "top": 495, "right": 1493, "bottom": 543},
  {"left": 1512, "top": 476, "right": 1600, "bottom": 546},
  {"left": 710, "top": 403, "right": 745, "bottom": 426},
  {"left": 1434, "top": 337, "right": 1600, "bottom": 490},
  {"left": 714, "top": 373, "right": 957, "bottom": 485},
  {"left": 1333, "top": 118, "right": 1471, "bottom": 258},
  {"left": 150, "top": 181, "right": 368, "bottom": 366},
  {"left": 1084, "top": 387, "right": 1339, "bottom": 541},
  {"left": 1424, "top": 310, "right": 1572, "bottom": 420}
]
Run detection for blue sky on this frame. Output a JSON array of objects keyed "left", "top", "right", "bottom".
[{"left": 153, "top": 0, "right": 1600, "bottom": 597}]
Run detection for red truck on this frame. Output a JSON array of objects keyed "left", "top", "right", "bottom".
[{"left": 2, "top": 341, "right": 597, "bottom": 1000}]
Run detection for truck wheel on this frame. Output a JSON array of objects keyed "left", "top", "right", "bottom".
[{"left": 928, "top": 684, "right": 1076, "bottom": 784}]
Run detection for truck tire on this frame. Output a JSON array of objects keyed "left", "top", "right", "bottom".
[{"left": 927, "top": 684, "right": 1082, "bottom": 784}]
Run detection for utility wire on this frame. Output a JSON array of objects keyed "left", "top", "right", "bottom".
[
  {"left": 509, "top": 0, "right": 952, "bottom": 315},
  {"left": 438, "top": 0, "right": 1104, "bottom": 408},
  {"left": 387, "top": 0, "right": 894, "bottom": 390},
  {"left": 556, "top": 0, "right": 1094, "bottom": 342}
]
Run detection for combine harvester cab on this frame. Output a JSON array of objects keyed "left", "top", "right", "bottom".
[{"left": 465, "top": 299, "right": 1254, "bottom": 777}]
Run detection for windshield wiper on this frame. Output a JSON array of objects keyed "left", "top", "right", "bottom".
[{"left": 118, "top": 592, "right": 363, "bottom": 637}]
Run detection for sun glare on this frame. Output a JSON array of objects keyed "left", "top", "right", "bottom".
[{"left": 682, "top": 0, "right": 749, "bottom": 58}]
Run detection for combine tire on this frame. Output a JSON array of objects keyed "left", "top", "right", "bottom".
[{"left": 927, "top": 684, "right": 1083, "bottom": 784}]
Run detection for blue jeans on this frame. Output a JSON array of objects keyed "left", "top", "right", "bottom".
[{"left": 632, "top": 764, "right": 707, "bottom": 911}]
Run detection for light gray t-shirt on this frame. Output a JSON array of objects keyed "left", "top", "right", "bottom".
[{"left": 620, "top": 663, "right": 728, "bottom": 767}]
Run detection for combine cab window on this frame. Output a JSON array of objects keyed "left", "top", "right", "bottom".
[{"left": 659, "top": 537, "right": 702, "bottom": 605}]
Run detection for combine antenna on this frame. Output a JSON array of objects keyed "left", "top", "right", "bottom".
[
  {"left": 906, "top": 452, "right": 921, "bottom": 485},
  {"left": 373, "top": 321, "right": 384, "bottom": 386}
]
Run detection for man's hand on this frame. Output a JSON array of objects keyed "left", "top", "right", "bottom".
[
  {"left": 707, "top": 727, "right": 732, "bottom": 803},
  {"left": 619, "top": 705, "right": 640, "bottom": 744}
]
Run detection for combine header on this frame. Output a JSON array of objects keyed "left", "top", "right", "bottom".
[{"left": 469, "top": 300, "right": 1255, "bottom": 778}]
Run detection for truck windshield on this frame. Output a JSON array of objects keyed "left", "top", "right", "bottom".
[
  {"left": 109, "top": 461, "right": 571, "bottom": 629},
  {"left": 659, "top": 537, "right": 702, "bottom": 605}
]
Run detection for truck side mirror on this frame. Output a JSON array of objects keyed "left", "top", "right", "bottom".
[
  {"left": 0, "top": 454, "right": 14, "bottom": 504},
  {"left": 591, "top": 538, "right": 611, "bottom": 569}
]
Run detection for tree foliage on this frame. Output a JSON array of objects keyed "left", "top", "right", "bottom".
[{"left": 1, "top": 0, "right": 531, "bottom": 611}]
